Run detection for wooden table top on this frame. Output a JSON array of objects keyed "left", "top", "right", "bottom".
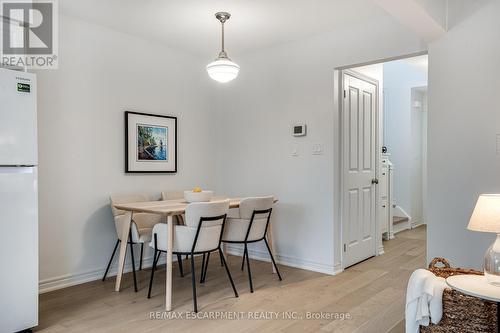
[{"left": 114, "top": 197, "right": 277, "bottom": 215}]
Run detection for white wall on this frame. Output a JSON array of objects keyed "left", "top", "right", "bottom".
[
  {"left": 36, "top": 15, "right": 214, "bottom": 291},
  {"left": 427, "top": 0, "right": 500, "bottom": 269},
  {"left": 383, "top": 60, "right": 427, "bottom": 220},
  {"left": 212, "top": 18, "right": 426, "bottom": 274},
  {"left": 410, "top": 88, "right": 427, "bottom": 225}
]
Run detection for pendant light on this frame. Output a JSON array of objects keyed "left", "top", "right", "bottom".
[{"left": 206, "top": 12, "right": 240, "bottom": 83}]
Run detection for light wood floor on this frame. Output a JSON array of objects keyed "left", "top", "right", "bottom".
[{"left": 36, "top": 226, "right": 425, "bottom": 333}]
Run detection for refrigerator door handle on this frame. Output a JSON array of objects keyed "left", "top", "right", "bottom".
[{"left": 0, "top": 166, "right": 35, "bottom": 174}]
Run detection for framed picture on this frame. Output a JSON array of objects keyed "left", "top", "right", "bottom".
[{"left": 125, "top": 111, "right": 177, "bottom": 173}]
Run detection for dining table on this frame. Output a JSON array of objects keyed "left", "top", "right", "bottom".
[{"left": 113, "top": 196, "right": 278, "bottom": 311}]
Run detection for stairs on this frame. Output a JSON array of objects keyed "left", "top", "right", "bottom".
[{"left": 393, "top": 216, "right": 411, "bottom": 234}]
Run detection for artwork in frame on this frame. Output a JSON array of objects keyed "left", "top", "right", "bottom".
[{"left": 125, "top": 111, "right": 177, "bottom": 173}]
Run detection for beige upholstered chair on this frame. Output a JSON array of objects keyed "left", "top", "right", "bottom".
[
  {"left": 147, "top": 200, "right": 238, "bottom": 312},
  {"left": 161, "top": 191, "right": 185, "bottom": 225},
  {"left": 221, "top": 196, "right": 281, "bottom": 293},
  {"left": 102, "top": 193, "right": 164, "bottom": 292}
]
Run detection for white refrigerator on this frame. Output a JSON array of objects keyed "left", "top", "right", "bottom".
[{"left": 0, "top": 68, "right": 38, "bottom": 332}]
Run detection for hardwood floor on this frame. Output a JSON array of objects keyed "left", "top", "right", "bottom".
[{"left": 36, "top": 226, "right": 425, "bottom": 333}]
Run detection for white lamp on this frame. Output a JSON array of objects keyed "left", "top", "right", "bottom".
[
  {"left": 468, "top": 194, "right": 500, "bottom": 286},
  {"left": 206, "top": 12, "right": 239, "bottom": 83}
]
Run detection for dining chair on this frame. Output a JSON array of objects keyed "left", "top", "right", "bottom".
[
  {"left": 159, "top": 190, "right": 187, "bottom": 275},
  {"left": 103, "top": 193, "right": 164, "bottom": 292},
  {"left": 147, "top": 200, "right": 238, "bottom": 313},
  {"left": 217, "top": 196, "right": 282, "bottom": 293}
]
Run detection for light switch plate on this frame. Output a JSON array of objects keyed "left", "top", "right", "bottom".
[
  {"left": 312, "top": 143, "right": 323, "bottom": 155},
  {"left": 291, "top": 144, "right": 299, "bottom": 157}
]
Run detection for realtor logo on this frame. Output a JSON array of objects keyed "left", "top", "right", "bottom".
[{"left": 1, "top": 0, "right": 58, "bottom": 69}]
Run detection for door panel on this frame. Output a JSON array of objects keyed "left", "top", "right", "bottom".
[
  {"left": 348, "top": 87, "right": 359, "bottom": 171},
  {"left": 343, "top": 72, "right": 378, "bottom": 268}
]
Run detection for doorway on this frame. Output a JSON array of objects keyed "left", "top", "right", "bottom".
[{"left": 338, "top": 54, "right": 429, "bottom": 268}]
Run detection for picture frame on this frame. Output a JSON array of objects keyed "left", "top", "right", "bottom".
[{"left": 125, "top": 111, "right": 177, "bottom": 173}]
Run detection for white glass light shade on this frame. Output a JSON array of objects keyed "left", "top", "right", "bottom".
[{"left": 206, "top": 58, "right": 240, "bottom": 83}]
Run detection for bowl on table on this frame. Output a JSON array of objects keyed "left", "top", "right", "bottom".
[{"left": 184, "top": 190, "right": 214, "bottom": 203}]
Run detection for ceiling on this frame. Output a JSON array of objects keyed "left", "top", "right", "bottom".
[{"left": 61, "top": 0, "right": 393, "bottom": 58}]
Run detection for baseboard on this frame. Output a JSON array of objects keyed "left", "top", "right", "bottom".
[
  {"left": 225, "top": 244, "right": 337, "bottom": 276},
  {"left": 40, "top": 247, "right": 339, "bottom": 293},
  {"left": 411, "top": 220, "right": 426, "bottom": 229},
  {"left": 39, "top": 255, "right": 164, "bottom": 294}
]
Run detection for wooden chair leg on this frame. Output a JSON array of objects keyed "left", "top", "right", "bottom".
[{"left": 102, "top": 239, "right": 120, "bottom": 281}]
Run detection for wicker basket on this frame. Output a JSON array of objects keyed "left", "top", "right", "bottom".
[{"left": 420, "top": 257, "right": 497, "bottom": 333}]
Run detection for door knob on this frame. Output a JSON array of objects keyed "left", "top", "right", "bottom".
[{"left": 371, "top": 178, "right": 379, "bottom": 185}]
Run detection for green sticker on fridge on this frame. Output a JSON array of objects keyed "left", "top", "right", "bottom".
[{"left": 17, "top": 83, "right": 30, "bottom": 92}]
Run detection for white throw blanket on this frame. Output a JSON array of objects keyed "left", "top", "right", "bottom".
[{"left": 405, "top": 269, "right": 447, "bottom": 333}]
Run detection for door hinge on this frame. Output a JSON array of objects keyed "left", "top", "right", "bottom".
[
  {"left": 343, "top": 243, "right": 347, "bottom": 252},
  {"left": 343, "top": 90, "right": 346, "bottom": 98}
]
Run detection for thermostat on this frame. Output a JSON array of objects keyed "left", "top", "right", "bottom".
[{"left": 293, "top": 124, "right": 306, "bottom": 137}]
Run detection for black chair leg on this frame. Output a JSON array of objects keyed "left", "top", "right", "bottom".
[
  {"left": 177, "top": 254, "right": 184, "bottom": 277},
  {"left": 240, "top": 249, "right": 246, "bottom": 271},
  {"left": 102, "top": 239, "right": 120, "bottom": 281},
  {"left": 201, "top": 252, "right": 210, "bottom": 283},
  {"left": 264, "top": 238, "right": 282, "bottom": 281},
  {"left": 244, "top": 245, "right": 254, "bottom": 293},
  {"left": 220, "top": 247, "right": 224, "bottom": 266},
  {"left": 129, "top": 234, "right": 138, "bottom": 292},
  {"left": 154, "top": 251, "right": 161, "bottom": 271},
  {"left": 139, "top": 243, "right": 144, "bottom": 270},
  {"left": 190, "top": 254, "right": 198, "bottom": 313},
  {"left": 147, "top": 248, "right": 158, "bottom": 299},
  {"left": 200, "top": 253, "right": 206, "bottom": 283},
  {"left": 219, "top": 247, "right": 239, "bottom": 298},
  {"left": 219, "top": 249, "right": 225, "bottom": 268}
]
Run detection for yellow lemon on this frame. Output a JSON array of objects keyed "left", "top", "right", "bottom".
[{"left": 193, "top": 187, "right": 202, "bottom": 193}]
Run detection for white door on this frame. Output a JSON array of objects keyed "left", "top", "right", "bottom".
[{"left": 342, "top": 71, "right": 378, "bottom": 268}]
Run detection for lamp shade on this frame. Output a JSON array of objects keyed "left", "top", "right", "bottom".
[
  {"left": 206, "top": 58, "right": 240, "bottom": 83},
  {"left": 468, "top": 194, "right": 500, "bottom": 233}
]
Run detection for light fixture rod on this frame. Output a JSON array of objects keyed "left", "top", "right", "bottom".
[
  {"left": 215, "top": 12, "right": 231, "bottom": 58},
  {"left": 221, "top": 21, "right": 225, "bottom": 53}
]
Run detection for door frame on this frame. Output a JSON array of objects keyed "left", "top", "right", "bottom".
[
  {"left": 332, "top": 50, "right": 428, "bottom": 273},
  {"left": 339, "top": 69, "right": 381, "bottom": 270}
]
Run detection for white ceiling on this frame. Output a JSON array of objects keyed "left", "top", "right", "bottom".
[{"left": 61, "top": 0, "right": 393, "bottom": 58}]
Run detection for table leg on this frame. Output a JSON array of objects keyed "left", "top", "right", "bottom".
[
  {"left": 267, "top": 223, "right": 277, "bottom": 274},
  {"left": 115, "top": 211, "right": 132, "bottom": 291},
  {"left": 166, "top": 215, "right": 173, "bottom": 311}
]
